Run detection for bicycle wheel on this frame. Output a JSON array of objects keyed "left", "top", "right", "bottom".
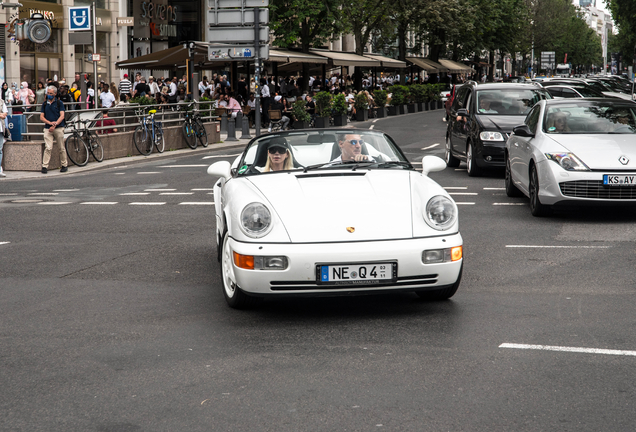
[
  {"left": 65, "top": 134, "right": 89, "bottom": 167},
  {"left": 182, "top": 120, "right": 197, "bottom": 149},
  {"left": 154, "top": 125, "right": 165, "bottom": 153},
  {"left": 194, "top": 120, "right": 208, "bottom": 147},
  {"left": 133, "top": 125, "right": 153, "bottom": 155},
  {"left": 87, "top": 131, "right": 104, "bottom": 162}
]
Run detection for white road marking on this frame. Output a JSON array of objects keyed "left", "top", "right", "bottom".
[
  {"left": 421, "top": 144, "right": 439, "bottom": 150},
  {"left": 0, "top": 242, "right": 10, "bottom": 245},
  {"left": 202, "top": 154, "right": 240, "bottom": 159},
  {"left": 80, "top": 202, "right": 118, "bottom": 205},
  {"left": 38, "top": 202, "right": 72, "bottom": 205},
  {"left": 53, "top": 189, "right": 79, "bottom": 192},
  {"left": 444, "top": 187, "right": 467, "bottom": 190},
  {"left": 191, "top": 188, "right": 214, "bottom": 191},
  {"left": 0, "top": 193, "right": 17, "bottom": 196},
  {"left": 506, "top": 245, "right": 611, "bottom": 249},
  {"left": 120, "top": 192, "right": 150, "bottom": 196},
  {"left": 207, "top": 192, "right": 214, "bottom": 195},
  {"left": 114, "top": 173, "right": 126, "bottom": 175},
  {"left": 137, "top": 172, "right": 161, "bottom": 174},
  {"left": 454, "top": 169, "right": 465, "bottom": 171},
  {"left": 179, "top": 202, "right": 215, "bottom": 205},
  {"left": 373, "top": 119, "right": 379, "bottom": 123},
  {"left": 28, "top": 193, "right": 58, "bottom": 196},
  {"left": 160, "top": 192, "right": 193, "bottom": 195},
  {"left": 129, "top": 202, "right": 166, "bottom": 206},
  {"left": 369, "top": 125, "right": 375, "bottom": 130},
  {"left": 484, "top": 187, "right": 505, "bottom": 190},
  {"left": 145, "top": 189, "right": 176, "bottom": 192},
  {"left": 455, "top": 202, "right": 475, "bottom": 205},
  {"left": 159, "top": 164, "right": 207, "bottom": 168},
  {"left": 500, "top": 343, "right": 636, "bottom": 357},
  {"left": 411, "top": 162, "right": 422, "bottom": 165},
  {"left": 493, "top": 203, "right": 525, "bottom": 206},
  {"left": 448, "top": 192, "right": 478, "bottom": 196}
]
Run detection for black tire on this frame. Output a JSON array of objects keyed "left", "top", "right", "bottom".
[
  {"left": 505, "top": 154, "right": 523, "bottom": 197},
  {"left": 220, "top": 232, "right": 262, "bottom": 309},
  {"left": 416, "top": 265, "right": 462, "bottom": 301},
  {"left": 65, "top": 134, "right": 89, "bottom": 167},
  {"left": 154, "top": 126, "right": 165, "bottom": 153},
  {"left": 182, "top": 120, "right": 197, "bottom": 149},
  {"left": 133, "top": 125, "right": 153, "bottom": 155},
  {"left": 195, "top": 119, "right": 208, "bottom": 147},
  {"left": 466, "top": 141, "right": 482, "bottom": 177},
  {"left": 87, "top": 131, "right": 104, "bottom": 162},
  {"left": 445, "top": 134, "right": 460, "bottom": 168},
  {"left": 529, "top": 164, "right": 551, "bottom": 217}
]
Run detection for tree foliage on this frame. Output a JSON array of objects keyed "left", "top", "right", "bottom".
[{"left": 606, "top": 0, "right": 636, "bottom": 65}]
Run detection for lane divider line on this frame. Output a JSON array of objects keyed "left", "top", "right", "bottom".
[
  {"left": 455, "top": 202, "right": 475, "bottom": 205},
  {"left": 493, "top": 203, "right": 525, "bottom": 206},
  {"left": 0, "top": 242, "right": 10, "bottom": 245},
  {"left": 448, "top": 192, "right": 478, "bottom": 196},
  {"left": 421, "top": 144, "right": 439, "bottom": 150},
  {"left": 506, "top": 245, "right": 611, "bottom": 249},
  {"left": 129, "top": 202, "right": 166, "bottom": 206},
  {"left": 38, "top": 202, "right": 72, "bottom": 205},
  {"left": 159, "top": 164, "right": 208, "bottom": 168},
  {"left": 80, "top": 202, "right": 118, "bottom": 205},
  {"left": 145, "top": 189, "right": 176, "bottom": 192},
  {"left": 500, "top": 343, "right": 636, "bottom": 357},
  {"left": 179, "top": 202, "right": 215, "bottom": 205},
  {"left": 137, "top": 172, "right": 161, "bottom": 174},
  {"left": 484, "top": 187, "right": 505, "bottom": 190},
  {"left": 444, "top": 187, "right": 468, "bottom": 190}
]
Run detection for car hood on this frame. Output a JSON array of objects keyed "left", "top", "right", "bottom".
[
  {"left": 477, "top": 115, "right": 525, "bottom": 132},
  {"left": 248, "top": 170, "right": 413, "bottom": 242},
  {"left": 548, "top": 134, "right": 636, "bottom": 169}
]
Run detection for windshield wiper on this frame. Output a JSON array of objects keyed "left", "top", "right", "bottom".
[{"left": 302, "top": 162, "right": 338, "bottom": 172}]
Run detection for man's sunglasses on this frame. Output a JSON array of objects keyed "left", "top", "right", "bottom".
[
  {"left": 347, "top": 139, "right": 365, "bottom": 146},
  {"left": 268, "top": 147, "right": 287, "bottom": 154}
]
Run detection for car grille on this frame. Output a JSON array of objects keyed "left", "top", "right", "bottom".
[
  {"left": 270, "top": 274, "right": 439, "bottom": 291},
  {"left": 560, "top": 181, "right": 636, "bottom": 199}
]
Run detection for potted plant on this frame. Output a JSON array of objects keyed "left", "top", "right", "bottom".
[
  {"left": 387, "top": 85, "right": 402, "bottom": 116},
  {"left": 354, "top": 92, "right": 369, "bottom": 122},
  {"left": 435, "top": 84, "right": 445, "bottom": 109},
  {"left": 314, "top": 91, "right": 332, "bottom": 128},
  {"left": 425, "top": 84, "right": 438, "bottom": 110},
  {"left": 399, "top": 86, "right": 410, "bottom": 114},
  {"left": 406, "top": 85, "right": 418, "bottom": 113},
  {"left": 332, "top": 93, "right": 348, "bottom": 126},
  {"left": 291, "top": 99, "right": 311, "bottom": 129},
  {"left": 373, "top": 89, "right": 387, "bottom": 118},
  {"left": 410, "top": 84, "right": 427, "bottom": 111}
]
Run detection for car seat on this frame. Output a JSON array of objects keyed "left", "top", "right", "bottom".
[
  {"left": 252, "top": 137, "right": 302, "bottom": 169},
  {"left": 330, "top": 140, "right": 369, "bottom": 160}
]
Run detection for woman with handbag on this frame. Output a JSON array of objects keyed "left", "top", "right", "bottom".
[{"left": 16, "top": 82, "right": 35, "bottom": 110}]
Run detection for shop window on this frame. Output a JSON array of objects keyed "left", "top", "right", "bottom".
[{"left": 74, "top": 0, "right": 106, "bottom": 9}]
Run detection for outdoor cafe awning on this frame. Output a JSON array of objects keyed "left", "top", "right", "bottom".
[
  {"left": 438, "top": 59, "right": 473, "bottom": 74},
  {"left": 363, "top": 53, "right": 406, "bottom": 69},
  {"left": 310, "top": 49, "right": 381, "bottom": 67},
  {"left": 406, "top": 57, "right": 448, "bottom": 74},
  {"left": 269, "top": 49, "right": 328, "bottom": 64},
  {"left": 115, "top": 42, "right": 211, "bottom": 70}
]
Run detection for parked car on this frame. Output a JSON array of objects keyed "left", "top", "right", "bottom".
[
  {"left": 541, "top": 78, "right": 634, "bottom": 100},
  {"left": 543, "top": 85, "right": 608, "bottom": 99},
  {"left": 207, "top": 129, "right": 463, "bottom": 308},
  {"left": 505, "top": 98, "right": 636, "bottom": 216},
  {"left": 445, "top": 81, "right": 552, "bottom": 176}
]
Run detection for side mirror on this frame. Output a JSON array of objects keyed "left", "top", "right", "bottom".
[
  {"left": 512, "top": 125, "right": 535, "bottom": 138},
  {"left": 456, "top": 108, "right": 468, "bottom": 117},
  {"left": 421, "top": 155, "right": 447, "bottom": 176},
  {"left": 207, "top": 161, "right": 232, "bottom": 179}
]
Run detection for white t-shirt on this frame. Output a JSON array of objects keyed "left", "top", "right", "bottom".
[{"left": 100, "top": 91, "right": 115, "bottom": 108}]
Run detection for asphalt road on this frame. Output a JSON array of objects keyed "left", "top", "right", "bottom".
[{"left": 1, "top": 110, "right": 635, "bottom": 431}]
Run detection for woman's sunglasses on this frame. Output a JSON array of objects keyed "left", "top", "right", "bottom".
[{"left": 268, "top": 147, "right": 287, "bottom": 154}]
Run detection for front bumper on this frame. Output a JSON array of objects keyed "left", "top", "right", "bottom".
[
  {"left": 476, "top": 141, "right": 506, "bottom": 168},
  {"left": 227, "top": 234, "right": 463, "bottom": 296}
]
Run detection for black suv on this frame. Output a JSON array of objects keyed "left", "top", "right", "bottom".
[{"left": 445, "top": 82, "right": 551, "bottom": 176}]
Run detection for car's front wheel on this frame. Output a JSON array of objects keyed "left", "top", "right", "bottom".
[
  {"left": 466, "top": 141, "right": 482, "bottom": 177},
  {"left": 220, "top": 232, "right": 262, "bottom": 309},
  {"left": 505, "top": 155, "right": 523, "bottom": 197},
  {"left": 529, "top": 165, "right": 551, "bottom": 217},
  {"left": 416, "top": 265, "right": 462, "bottom": 301},
  {"left": 445, "top": 135, "right": 460, "bottom": 167}
]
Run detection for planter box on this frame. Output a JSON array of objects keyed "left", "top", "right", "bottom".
[
  {"left": 437, "top": 100, "right": 444, "bottom": 109},
  {"left": 314, "top": 116, "right": 329, "bottom": 128},
  {"left": 333, "top": 114, "right": 348, "bottom": 126},
  {"left": 388, "top": 106, "right": 398, "bottom": 116},
  {"left": 293, "top": 120, "right": 310, "bottom": 129},
  {"left": 398, "top": 105, "right": 406, "bottom": 114},
  {"left": 407, "top": 103, "right": 416, "bottom": 113},
  {"left": 429, "top": 101, "right": 437, "bottom": 110},
  {"left": 376, "top": 107, "right": 386, "bottom": 118},
  {"left": 356, "top": 109, "right": 368, "bottom": 122},
  {"left": 417, "top": 102, "right": 424, "bottom": 111}
]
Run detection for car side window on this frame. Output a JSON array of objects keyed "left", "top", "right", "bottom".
[
  {"left": 453, "top": 87, "right": 468, "bottom": 110},
  {"left": 525, "top": 106, "right": 541, "bottom": 134},
  {"left": 547, "top": 88, "right": 562, "bottom": 98},
  {"left": 561, "top": 88, "right": 577, "bottom": 98},
  {"left": 463, "top": 90, "right": 472, "bottom": 114}
]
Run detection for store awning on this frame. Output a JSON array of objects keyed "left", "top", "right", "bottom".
[
  {"left": 363, "top": 53, "right": 406, "bottom": 69},
  {"left": 115, "top": 43, "right": 211, "bottom": 70},
  {"left": 269, "top": 49, "right": 328, "bottom": 64},
  {"left": 438, "top": 59, "right": 473, "bottom": 73},
  {"left": 310, "top": 49, "right": 381, "bottom": 67},
  {"left": 406, "top": 57, "right": 449, "bottom": 73}
]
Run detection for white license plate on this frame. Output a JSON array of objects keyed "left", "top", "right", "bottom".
[
  {"left": 318, "top": 262, "right": 395, "bottom": 284},
  {"left": 603, "top": 174, "right": 636, "bottom": 186}
]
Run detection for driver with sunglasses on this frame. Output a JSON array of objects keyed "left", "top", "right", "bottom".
[{"left": 331, "top": 133, "right": 375, "bottom": 163}]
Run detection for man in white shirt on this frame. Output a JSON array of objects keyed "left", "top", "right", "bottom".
[
  {"left": 168, "top": 77, "right": 178, "bottom": 102},
  {"left": 99, "top": 83, "right": 116, "bottom": 108},
  {"left": 148, "top": 76, "right": 159, "bottom": 96}
]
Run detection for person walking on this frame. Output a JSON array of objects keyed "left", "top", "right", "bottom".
[
  {"left": 39, "top": 86, "right": 68, "bottom": 174},
  {"left": 99, "top": 83, "right": 115, "bottom": 108},
  {"left": 118, "top": 74, "right": 132, "bottom": 102},
  {"left": 0, "top": 96, "right": 8, "bottom": 177}
]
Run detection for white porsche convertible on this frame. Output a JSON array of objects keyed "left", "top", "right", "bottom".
[{"left": 207, "top": 129, "right": 463, "bottom": 308}]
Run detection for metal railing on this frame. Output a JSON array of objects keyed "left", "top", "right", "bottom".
[{"left": 12, "top": 100, "right": 219, "bottom": 140}]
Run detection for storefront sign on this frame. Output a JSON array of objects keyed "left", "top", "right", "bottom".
[
  {"left": 19, "top": 1, "right": 63, "bottom": 28},
  {"left": 117, "top": 17, "right": 135, "bottom": 26}
]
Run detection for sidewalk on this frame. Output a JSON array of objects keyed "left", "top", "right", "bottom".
[{"left": 0, "top": 131, "right": 253, "bottom": 181}]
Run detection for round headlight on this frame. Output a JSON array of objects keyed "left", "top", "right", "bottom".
[
  {"left": 240, "top": 203, "right": 272, "bottom": 238},
  {"left": 424, "top": 195, "right": 457, "bottom": 230}
]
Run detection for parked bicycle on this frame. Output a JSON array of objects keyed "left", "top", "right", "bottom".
[
  {"left": 134, "top": 109, "right": 164, "bottom": 155},
  {"left": 181, "top": 103, "right": 208, "bottom": 149},
  {"left": 64, "top": 119, "right": 104, "bottom": 167}
]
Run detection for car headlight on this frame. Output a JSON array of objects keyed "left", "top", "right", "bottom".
[
  {"left": 545, "top": 153, "right": 590, "bottom": 171},
  {"left": 240, "top": 202, "right": 272, "bottom": 238},
  {"left": 480, "top": 131, "right": 504, "bottom": 141},
  {"left": 424, "top": 195, "right": 457, "bottom": 230}
]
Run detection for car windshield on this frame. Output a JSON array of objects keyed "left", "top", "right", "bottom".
[
  {"left": 475, "top": 89, "right": 550, "bottom": 115},
  {"left": 544, "top": 102, "right": 636, "bottom": 134},
  {"left": 236, "top": 130, "right": 411, "bottom": 175}
]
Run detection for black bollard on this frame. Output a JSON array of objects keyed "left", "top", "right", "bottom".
[
  {"left": 240, "top": 115, "right": 252, "bottom": 139},
  {"left": 220, "top": 111, "right": 228, "bottom": 133},
  {"left": 226, "top": 117, "right": 238, "bottom": 141}
]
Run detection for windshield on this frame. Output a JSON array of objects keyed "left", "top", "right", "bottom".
[
  {"left": 236, "top": 130, "right": 411, "bottom": 175},
  {"left": 475, "top": 89, "right": 550, "bottom": 115},
  {"left": 544, "top": 102, "right": 636, "bottom": 134}
]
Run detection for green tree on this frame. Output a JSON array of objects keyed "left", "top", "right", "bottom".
[{"left": 606, "top": 0, "right": 636, "bottom": 66}]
